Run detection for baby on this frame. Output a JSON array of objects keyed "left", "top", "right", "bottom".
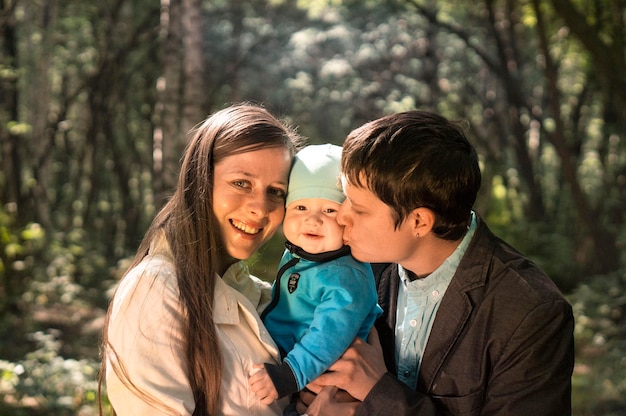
[{"left": 249, "top": 144, "right": 382, "bottom": 404}]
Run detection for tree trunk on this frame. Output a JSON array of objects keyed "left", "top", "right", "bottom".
[
  {"left": 156, "top": 0, "right": 184, "bottom": 207},
  {"left": 0, "top": 0, "right": 21, "bottom": 210},
  {"left": 549, "top": 0, "right": 626, "bottom": 124},
  {"left": 533, "top": 0, "right": 620, "bottom": 274},
  {"left": 25, "top": 0, "right": 56, "bottom": 230},
  {"left": 181, "top": 0, "right": 206, "bottom": 134}
]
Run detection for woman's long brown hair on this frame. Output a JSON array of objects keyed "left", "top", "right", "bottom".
[{"left": 98, "top": 103, "right": 301, "bottom": 415}]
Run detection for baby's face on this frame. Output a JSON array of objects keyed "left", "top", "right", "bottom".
[{"left": 283, "top": 198, "right": 345, "bottom": 254}]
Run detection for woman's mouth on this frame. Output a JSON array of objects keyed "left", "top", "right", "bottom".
[{"left": 230, "top": 219, "right": 262, "bottom": 235}]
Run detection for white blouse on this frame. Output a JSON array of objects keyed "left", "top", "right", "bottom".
[{"left": 106, "top": 232, "right": 287, "bottom": 415}]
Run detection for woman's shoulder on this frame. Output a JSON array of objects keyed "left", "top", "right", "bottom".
[
  {"left": 117, "top": 254, "right": 179, "bottom": 304},
  {"left": 108, "top": 253, "right": 184, "bottom": 336},
  {"left": 118, "top": 230, "right": 179, "bottom": 293}
]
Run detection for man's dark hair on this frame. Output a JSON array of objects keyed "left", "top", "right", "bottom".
[{"left": 341, "top": 110, "right": 481, "bottom": 241}]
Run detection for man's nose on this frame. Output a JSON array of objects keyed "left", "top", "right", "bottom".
[{"left": 337, "top": 200, "right": 349, "bottom": 226}]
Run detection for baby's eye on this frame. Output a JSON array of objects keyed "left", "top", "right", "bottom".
[
  {"left": 294, "top": 205, "right": 307, "bottom": 211},
  {"left": 323, "top": 208, "right": 338, "bottom": 214}
]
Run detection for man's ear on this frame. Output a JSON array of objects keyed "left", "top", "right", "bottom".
[{"left": 410, "top": 207, "right": 435, "bottom": 237}]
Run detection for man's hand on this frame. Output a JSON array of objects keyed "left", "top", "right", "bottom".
[
  {"left": 296, "top": 386, "right": 360, "bottom": 416},
  {"left": 312, "top": 328, "right": 387, "bottom": 401}
]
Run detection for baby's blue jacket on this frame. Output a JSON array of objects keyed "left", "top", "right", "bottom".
[{"left": 261, "top": 242, "right": 382, "bottom": 397}]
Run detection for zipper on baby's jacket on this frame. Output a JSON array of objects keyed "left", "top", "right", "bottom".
[{"left": 260, "top": 256, "right": 300, "bottom": 321}]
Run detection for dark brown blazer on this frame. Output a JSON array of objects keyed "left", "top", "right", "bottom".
[{"left": 357, "top": 216, "right": 574, "bottom": 416}]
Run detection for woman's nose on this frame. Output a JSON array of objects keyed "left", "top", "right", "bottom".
[{"left": 248, "top": 193, "right": 270, "bottom": 217}]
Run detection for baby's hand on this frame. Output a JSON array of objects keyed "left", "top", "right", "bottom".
[{"left": 248, "top": 363, "right": 279, "bottom": 405}]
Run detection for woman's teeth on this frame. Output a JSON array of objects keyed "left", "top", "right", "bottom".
[{"left": 231, "top": 220, "right": 260, "bottom": 235}]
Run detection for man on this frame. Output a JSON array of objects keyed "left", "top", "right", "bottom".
[{"left": 298, "top": 110, "right": 574, "bottom": 416}]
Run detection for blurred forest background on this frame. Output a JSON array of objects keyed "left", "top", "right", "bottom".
[{"left": 0, "top": 0, "right": 625, "bottom": 414}]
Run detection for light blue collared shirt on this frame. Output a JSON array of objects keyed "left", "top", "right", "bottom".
[{"left": 395, "top": 212, "right": 477, "bottom": 389}]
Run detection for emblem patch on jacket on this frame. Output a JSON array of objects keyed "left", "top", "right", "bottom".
[{"left": 287, "top": 273, "right": 300, "bottom": 293}]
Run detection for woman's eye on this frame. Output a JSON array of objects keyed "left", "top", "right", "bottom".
[
  {"left": 268, "top": 187, "right": 287, "bottom": 199},
  {"left": 233, "top": 180, "right": 249, "bottom": 189}
]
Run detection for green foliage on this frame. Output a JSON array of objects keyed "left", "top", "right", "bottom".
[
  {"left": 1, "top": 0, "right": 625, "bottom": 414},
  {"left": 483, "top": 174, "right": 580, "bottom": 292},
  {"left": 569, "top": 270, "right": 626, "bottom": 415},
  {"left": 0, "top": 202, "right": 105, "bottom": 414},
  {"left": 0, "top": 330, "right": 99, "bottom": 415},
  {"left": 0, "top": 205, "right": 46, "bottom": 312}
]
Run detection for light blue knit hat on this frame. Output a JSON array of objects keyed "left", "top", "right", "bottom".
[{"left": 286, "top": 144, "right": 344, "bottom": 206}]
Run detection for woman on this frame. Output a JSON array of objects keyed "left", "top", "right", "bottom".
[{"left": 98, "top": 103, "right": 303, "bottom": 415}]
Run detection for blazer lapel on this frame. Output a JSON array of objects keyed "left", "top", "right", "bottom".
[
  {"left": 375, "top": 263, "right": 400, "bottom": 373},
  {"left": 417, "top": 277, "right": 474, "bottom": 392},
  {"left": 417, "top": 219, "right": 491, "bottom": 392}
]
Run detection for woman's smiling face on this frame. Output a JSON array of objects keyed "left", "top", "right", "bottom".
[{"left": 212, "top": 147, "right": 292, "bottom": 262}]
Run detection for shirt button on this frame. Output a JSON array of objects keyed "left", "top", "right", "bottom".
[
  {"left": 410, "top": 319, "right": 418, "bottom": 327},
  {"left": 432, "top": 290, "right": 439, "bottom": 298},
  {"left": 404, "top": 370, "right": 410, "bottom": 377}
]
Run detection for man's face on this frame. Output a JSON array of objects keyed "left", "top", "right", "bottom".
[{"left": 337, "top": 176, "right": 418, "bottom": 265}]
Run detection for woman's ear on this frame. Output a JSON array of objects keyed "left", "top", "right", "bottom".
[{"left": 411, "top": 207, "right": 435, "bottom": 237}]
